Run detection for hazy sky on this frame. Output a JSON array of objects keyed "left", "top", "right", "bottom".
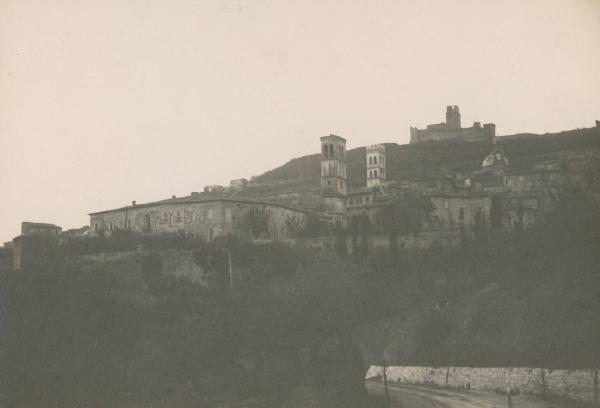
[{"left": 1, "top": 0, "right": 599, "bottom": 242}]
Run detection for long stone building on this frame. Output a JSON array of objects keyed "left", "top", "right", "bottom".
[{"left": 89, "top": 197, "right": 331, "bottom": 241}]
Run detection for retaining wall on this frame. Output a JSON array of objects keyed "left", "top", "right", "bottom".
[{"left": 366, "top": 365, "right": 599, "bottom": 405}]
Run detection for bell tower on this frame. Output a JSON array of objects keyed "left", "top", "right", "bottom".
[
  {"left": 320, "top": 134, "right": 347, "bottom": 214},
  {"left": 366, "top": 144, "right": 385, "bottom": 188}
]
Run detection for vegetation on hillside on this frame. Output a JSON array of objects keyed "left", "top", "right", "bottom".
[
  {"left": 250, "top": 129, "right": 600, "bottom": 190},
  {"left": 3, "top": 237, "right": 372, "bottom": 407},
  {"left": 2, "top": 182, "right": 600, "bottom": 406},
  {"left": 357, "top": 186, "right": 600, "bottom": 368}
]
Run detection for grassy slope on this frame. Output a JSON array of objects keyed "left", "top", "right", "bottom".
[{"left": 252, "top": 128, "right": 600, "bottom": 190}]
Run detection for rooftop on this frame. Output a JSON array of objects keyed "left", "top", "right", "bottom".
[
  {"left": 22, "top": 222, "right": 61, "bottom": 229},
  {"left": 89, "top": 195, "right": 329, "bottom": 218},
  {"left": 320, "top": 134, "right": 346, "bottom": 142}
]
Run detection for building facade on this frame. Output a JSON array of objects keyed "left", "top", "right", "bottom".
[
  {"left": 21, "top": 222, "right": 62, "bottom": 237},
  {"left": 89, "top": 198, "right": 329, "bottom": 241}
]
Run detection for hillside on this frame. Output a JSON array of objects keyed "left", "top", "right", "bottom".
[
  {"left": 355, "top": 190, "right": 600, "bottom": 369},
  {"left": 252, "top": 127, "right": 600, "bottom": 190},
  {"left": 2, "top": 240, "right": 372, "bottom": 407},
  {"left": 3, "top": 187, "right": 600, "bottom": 406}
]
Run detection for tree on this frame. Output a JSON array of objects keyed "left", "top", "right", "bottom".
[
  {"left": 382, "top": 193, "right": 433, "bottom": 255},
  {"left": 370, "top": 319, "right": 394, "bottom": 408},
  {"left": 334, "top": 222, "right": 348, "bottom": 258},
  {"left": 359, "top": 214, "right": 370, "bottom": 259},
  {"left": 236, "top": 206, "right": 271, "bottom": 239},
  {"left": 349, "top": 214, "right": 370, "bottom": 262},
  {"left": 350, "top": 215, "right": 360, "bottom": 262},
  {"left": 285, "top": 214, "right": 328, "bottom": 238}
]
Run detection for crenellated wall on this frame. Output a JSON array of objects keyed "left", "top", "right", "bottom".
[{"left": 410, "top": 124, "right": 496, "bottom": 144}]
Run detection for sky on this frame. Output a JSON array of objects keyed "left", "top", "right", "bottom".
[{"left": 1, "top": 0, "right": 599, "bottom": 242}]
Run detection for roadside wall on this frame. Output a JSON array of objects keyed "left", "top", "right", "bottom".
[{"left": 366, "top": 365, "right": 599, "bottom": 405}]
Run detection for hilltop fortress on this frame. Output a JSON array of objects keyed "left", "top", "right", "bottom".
[
  {"left": 410, "top": 106, "right": 495, "bottom": 144},
  {"left": 84, "top": 106, "right": 600, "bottom": 248}
]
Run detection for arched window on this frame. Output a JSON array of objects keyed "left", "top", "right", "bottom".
[
  {"left": 369, "top": 170, "right": 373, "bottom": 178},
  {"left": 374, "top": 170, "right": 378, "bottom": 178}
]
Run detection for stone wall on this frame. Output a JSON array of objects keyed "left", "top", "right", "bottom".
[
  {"left": 366, "top": 365, "right": 599, "bottom": 405},
  {"left": 68, "top": 249, "right": 209, "bottom": 286},
  {"left": 278, "top": 228, "right": 462, "bottom": 253}
]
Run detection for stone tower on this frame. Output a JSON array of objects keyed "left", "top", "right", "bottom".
[
  {"left": 446, "top": 105, "right": 461, "bottom": 129},
  {"left": 366, "top": 144, "right": 385, "bottom": 188},
  {"left": 320, "top": 134, "right": 347, "bottom": 214}
]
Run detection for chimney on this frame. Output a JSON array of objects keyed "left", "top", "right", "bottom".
[
  {"left": 132, "top": 200, "right": 136, "bottom": 206},
  {"left": 172, "top": 195, "right": 176, "bottom": 199}
]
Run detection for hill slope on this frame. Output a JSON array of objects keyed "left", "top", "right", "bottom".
[{"left": 252, "top": 127, "right": 600, "bottom": 189}]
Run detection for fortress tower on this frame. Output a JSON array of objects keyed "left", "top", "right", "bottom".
[
  {"left": 320, "top": 134, "right": 347, "bottom": 214},
  {"left": 446, "top": 105, "right": 461, "bottom": 129},
  {"left": 366, "top": 144, "right": 386, "bottom": 188}
]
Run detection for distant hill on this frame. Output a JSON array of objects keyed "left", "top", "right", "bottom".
[{"left": 252, "top": 127, "right": 600, "bottom": 190}]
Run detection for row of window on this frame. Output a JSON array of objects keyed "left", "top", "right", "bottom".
[
  {"left": 348, "top": 195, "right": 372, "bottom": 206},
  {"left": 94, "top": 208, "right": 239, "bottom": 232},
  {"left": 368, "top": 169, "right": 383, "bottom": 179},
  {"left": 321, "top": 162, "right": 347, "bottom": 178},
  {"left": 325, "top": 179, "right": 345, "bottom": 190},
  {"left": 322, "top": 143, "right": 345, "bottom": 158},
  {"left": 94, "top": 219, "right": 133, "bottom": 231},
  {"left": 368, "top": 155, "right": 384, "bottom": 165}
]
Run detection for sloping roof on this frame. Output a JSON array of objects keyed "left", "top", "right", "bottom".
[
  {"left": 89, "top": 195, "right": 329, "bottom": 218},
  {"left": 22, "top": 222, "right": 61, "bottom": 229}
]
